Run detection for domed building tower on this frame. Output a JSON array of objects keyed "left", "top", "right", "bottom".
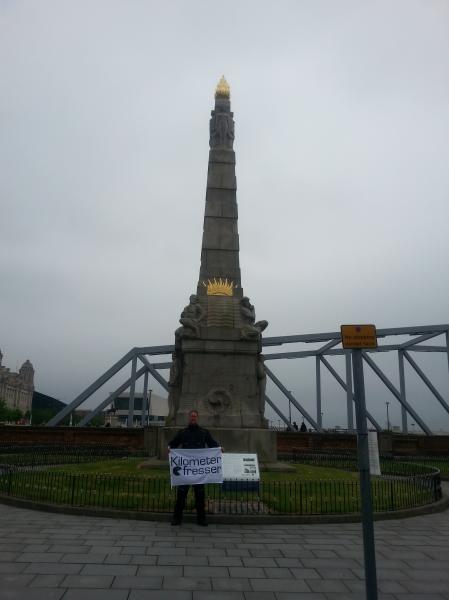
[
  {"left": 0, "top": 354, "right": 34, "bottom": 416},
  {"left": 19, "top": 360, "right": 35, "bottom": 387}
]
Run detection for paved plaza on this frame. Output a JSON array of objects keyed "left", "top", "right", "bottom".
[{"left": 0, "top": 504, "right": 448, "bottom": 600}]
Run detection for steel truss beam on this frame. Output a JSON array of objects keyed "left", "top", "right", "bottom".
[
  {"left": 362, "top": 352, "right": 432, "bottom": 435},
  {"left": 127, "top": 356, "right": 137, "bottom": 428},
  {"left": 137, "top": 355, "right": 169, "bottom": 392},
  {"left": 265, "top": 366, "right": 322, "bottom": 431},
  {"left": 141, "top": 371, "right": 149, "bottom": 427},
  {"left": 265, "top": 394, "right": 290, "bottom": 428},
  {"left": 46, "top": 348, "right": 137, "bottom": 426},
  {"left": 262, "top": 324, "right": 449, "bottom": 347},
  {"left": 263, "top": 344, "right": 447, "bottom": 361},
  {"left": 78, "top": 366, "right": 147, "bottom": 426},
  {"left": 400, "top": 332, "right": 441, "bottom": 348},
  {"left": 319, "top": 356, "right": 381, "bottom": 431},
  {"left": 398, "top": 351, "right": 408, "bottom": 433},
  {"left": 46, "top": 324, "right": 449, "bottom": 432},
  {"left": 403, "top": 351, "right": 449, "bottom": 415}
]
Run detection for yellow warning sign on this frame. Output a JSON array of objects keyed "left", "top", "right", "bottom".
[{"left": 340, "top": 324, "right": 378, "bottom": 349}]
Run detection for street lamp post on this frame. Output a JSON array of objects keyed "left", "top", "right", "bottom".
[{"left": 386, "top": 402, "right": 390, "bottom": 431}]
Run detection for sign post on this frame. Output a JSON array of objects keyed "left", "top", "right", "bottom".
[{"left": 341, "top": 325, "right": 378, "bottom": 600}]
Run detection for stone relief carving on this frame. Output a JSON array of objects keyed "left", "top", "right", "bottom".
[
  {"left": 175, "top": 294, "right": 206, "bottom": 340},
  {"left": 257, "top": 356, "right": 267, "bottom": 416},
  {"left": 168, "top": 352, "right": 181, "bottom": 387},
  {"left": 209, "top": 111, "right": 235, "bottom": 149},
  {"left": 240, "top": 296, "right": 268, "bottom": 340},
  {"left": 206, "top": 388, "right": 231, "bottom": 413},
  {"left": 167, "top": 352, "right": 182, "bottom": 424}
]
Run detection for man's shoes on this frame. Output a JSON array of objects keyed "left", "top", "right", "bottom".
[
  {"left": 197, "top": 521, "right": 208, "bottom": 527},
  {"left": 171, "top": 520, "right": 181, "bottom": 526}
]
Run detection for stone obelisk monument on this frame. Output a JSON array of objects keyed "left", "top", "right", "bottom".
[{"left": 161, "top": 77, "right": 276, "bottom": 462}]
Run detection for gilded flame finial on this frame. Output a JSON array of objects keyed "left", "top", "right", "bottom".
[{"left": 215, "top": 75, "right": 230, "bottom": 99}]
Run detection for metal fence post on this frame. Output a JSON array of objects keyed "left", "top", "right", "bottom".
[{"left": 71, "top": 475, "right": 76, "bottom": 506}]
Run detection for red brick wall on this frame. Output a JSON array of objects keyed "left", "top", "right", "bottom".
[
  {"left": 392, "top": 434, "right": 449, "bottom": 456},
  {"left": 0, "top": 426, "right": 146, "bottom": 451},
  {"left": 277, "top": 431, "right": 449, "bottom": 456},
  {"left": 1, "top": 427, "right": 449, "bottom": 456},
  {"left": 277, "top": 432, "right": 358, "bottom": 454}
]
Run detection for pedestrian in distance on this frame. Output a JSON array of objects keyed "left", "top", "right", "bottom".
[{"left": 168, "top": 409, "right": 220, "bottom": 526}]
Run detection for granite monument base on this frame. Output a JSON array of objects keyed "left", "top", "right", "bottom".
[{"left": 158, "top": 426, "right": 277, "bottom": 464}]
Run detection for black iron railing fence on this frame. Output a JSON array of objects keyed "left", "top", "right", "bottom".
[
  {"left": 0, "top": 467, "right": 441, "bottom": 516},
  {"left": 0, "top": 446, "right": 443, "bottom": 516},
  {"left": 288, "top": 451, "right": 443, "bottom": 477}
]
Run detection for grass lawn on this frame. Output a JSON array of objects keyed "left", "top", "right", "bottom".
[
  {"left": 47, "top": 458, "right": 359, "bottom": 482},
  {"left": 406, "top": 459, "right": 449, "bottom": 477}
]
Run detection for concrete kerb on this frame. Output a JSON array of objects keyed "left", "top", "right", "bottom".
[{"left": 0, "top": 481, "right": 448, "bottom": 525}]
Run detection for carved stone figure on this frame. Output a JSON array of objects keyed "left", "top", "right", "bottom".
[
  {"left": 209, "top": 111, "right": 235, "bottom": 149},
  {"left": 168, "top": 352, "right": 181, "bottom": 387},
  {"left": 175, "top": 295, "right": 205, "bottom": 339},
  {"left": 167, "top": 352, "right": 182, "bottom": 424},
  {"left": 240, "top": 297, "right": 268, "bottom": 340},
  {"left": 240, "top": 296, "right": 256, "bottom": 324},
  {"left": 257, "top": 356, "right": 267, "bottom": 416}
]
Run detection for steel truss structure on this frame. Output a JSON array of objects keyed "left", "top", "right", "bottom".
[{"left": 46, "top": 324, "right": 449, "bottom": 434}]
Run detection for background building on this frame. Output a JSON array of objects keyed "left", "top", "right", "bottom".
[
  {"left": 0, "top": 350, "right": 34, "bottom": 415},
  {"left": 107, "top": 392, "right": 168, "bottom": 427}
]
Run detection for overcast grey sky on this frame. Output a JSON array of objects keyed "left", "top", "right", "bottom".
[{"left": 1, "top": 1, "right": 449, "bottom": 430}]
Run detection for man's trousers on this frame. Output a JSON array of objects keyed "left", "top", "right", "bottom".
[{"left": 172, "top": 484, "right": 206, "bottom": 523}]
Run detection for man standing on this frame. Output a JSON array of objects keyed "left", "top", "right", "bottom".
[{"left": 168, "top": 409, "right": 219, "bottom": 526}]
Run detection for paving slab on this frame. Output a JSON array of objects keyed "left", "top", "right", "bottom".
[
  {"left": 212, "top": 578, "right": 251, "bottom": 591},
  {"left": 0, "top": 503, "right": 447, "bottom": 598},
  {"left": 193, "top": 593, "right": 244, "bottom": 600},
  {"left": 112, "top": 575, "right": 163, "bottom": 588},
  {"left": 162, "top": 576, "right": 211, "bottom": 590},
  {"left": 0, "top": 589, "right": 65, "bottom": 600},
  {"left": 61, "top": 574, "right": 114, "bottom": 588},
  {"left": 81, "top": 563, "right": 137, "bottom": 575},
  {"left": 128, "top": 592, "right": 192, "bottom": 600},
  {"left": 23, "top": 563, "right": 82, "bottom": 574},
  {"left": 63, "top": 591, "right": 129, "bottom": 600}
]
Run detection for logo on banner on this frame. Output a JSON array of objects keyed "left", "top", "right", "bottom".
[
  {"left": 170, "top": 453, "right": 222, "bottom": 477},
  {"left": 169, "top": 448, "right": 223, "bottom": 486}
]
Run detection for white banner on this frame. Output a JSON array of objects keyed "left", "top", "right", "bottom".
[{"left": 169, "top": 447, "right": 223, "bottom": 486}]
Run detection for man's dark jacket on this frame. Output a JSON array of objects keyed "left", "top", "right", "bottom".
[{"left": 169, "top": 424, "right": 219, "bottom": 449}]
